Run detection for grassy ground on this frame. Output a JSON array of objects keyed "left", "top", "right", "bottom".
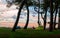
[{"left": 0, "top": 27, "right": 60, "bottom": 38}]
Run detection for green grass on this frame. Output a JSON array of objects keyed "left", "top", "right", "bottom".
[{"left": 0, "top": 27, "right": 60, "bottom": 38}]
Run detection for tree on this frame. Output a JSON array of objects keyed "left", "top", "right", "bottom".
[
  {"left": 37, "top": 0, "right": 41, "bottom": 27},
  {"left": 58, "top": 6, "right": 60, "bottom": 29},
  {"left": 6, "top": 0, "right": 34, "bottom": 31},
  {"left": 23, "top": 0, "right": 34, "bottom": 29},
  {"left": 53, "top": 0, "right": 58, "bottom": 30},
  {"left": 40, "top": 0, "right": 50, "bottom": 30},
  {"left": 49, "top": 0, "right": 54, "bottom": 31},
  {"left": 23, "top": 2, "right": 29, "bottom": 29},
  {"left": 58, "top": 0, "right": 60, "bottom": 29},
  {"left": 7, "top": 0, "right": 30, "bottom": 31},
  {"left": 34, "top": 0, "right": 41, "bottom": 27},
  {"left": 43, "top": 0, "right": 48, "bottom": 30},
  {"left": 12, "top": 0, "right": 27, "bottom": 31}
]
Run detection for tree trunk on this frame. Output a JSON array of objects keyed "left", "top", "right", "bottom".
[
  {"left": 38, "top": 0, "right": 41, "bottom": 27},
  {"left": 43, "top": 0, "right": 47, "bottom": 30},
  {"left": 44, "top": 9, "right": 47, "bottom": 30},
  {"left": 58, "top": 7, "right": 60, "bottom": 29},
  {"left": 34, "top": 7, "right": 41, "bottom": 26},
  {"left": 12, "top": 0, "right": 25, "bottom": 31},
  {"left": 53, "top": 10, "right": 57, "bottom": 30},
  {"left": 49, "top": 0, "right": 53, "bottom": 31},
  {"left": 53, "top": 1, "right": 58, "bottom": 30},
  {"left": 24, "top": 1, "right": 29, "bottom": 29},
  {"left": 34, "top": 0, "right": 41, "bottom": 27},
  {"left": 38, "top": 11, "right": 41, "bottom": 26}
]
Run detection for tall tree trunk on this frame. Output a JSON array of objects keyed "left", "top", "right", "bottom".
[
  {"left": 53, "top": 0, "right": 58, "bottom": 30},
  {"left": 49, "top": 0, "right": 53, "bottom": 31},
  {"left": 38, "top": 11, "right": 41, "bottom": 26},
  {"left": 54, "top": 10, "right": 58, "bottom": 30},
  {"left": 12, "top": 0, "right": 25, "bottom": 31},
  {"left": 38, "top": 5, "right": 41, "bottom": 26},
  {"left": 44, "top": 9, "right": 47, "bottom": 30},
  {"left": 43, "top": 0, "right": 47, "bottom": 30},
  {"left": 24, "top": 1, "right": 29, "bottom": 29},
  {"left": 38, "top": 0, "right": 41, "bottom": 27},
  {"left": 34, "top": 7, "right": 41, "bottom": 26},
  {"left": 34, "top": 0, "right": 41, "bottom": 27},
  {"left": 58, "top": 6, "right": 60, "bottom": 29}
]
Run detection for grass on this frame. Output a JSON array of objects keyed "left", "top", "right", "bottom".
[{"left": 0, "top": 27, "right": 60, "bottom": 38}]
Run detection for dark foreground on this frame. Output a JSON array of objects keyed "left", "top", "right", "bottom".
[{"left": 0, "top": 27, "right": 60, "bottom": 38}]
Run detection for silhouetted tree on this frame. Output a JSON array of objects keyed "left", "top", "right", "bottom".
[
  {"left": 53, "top": 0, "right": 58, "bottom": 30},
  {"left": 58, "top": 0, "right": 60, "bottom": 29},
  {"left": 41, "top": 0, "right": 50, "bottom": 30},
  {"left": 34, "top": 0, "right": 41, "bottom": 27},
  {"left": 12, "top": 0, "right": 26, "bottom": 31},
  {"left": 43, "top": 0, "right": 48, "bottom": 30},
  {"left": 23, "top": 2, "right": 29, "bottom": 29},
  {"left": 49, "top": 0, "right": 54, "bottom": 31},
  {"left": 58, "top": 6, "right": 60, "bottom": 29}
]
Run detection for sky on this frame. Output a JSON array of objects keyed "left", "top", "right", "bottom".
[
  {"left": 0, "top": 0, "right": 58, "bottom": 28},
  {"left": 0, "top": 0, "right": 58, "bottom": 22},
  {"left": 1, "top": 0, "right": 44, "bottom": 4},
  {"left": 1, "top": 0, "right": 6, "bottom": 4},
  {"left": 1, "top": 0, "right": 13, "bottom": 4},
  {"left": 0, "top": 0, "right": 39, "bottom": 23}
]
